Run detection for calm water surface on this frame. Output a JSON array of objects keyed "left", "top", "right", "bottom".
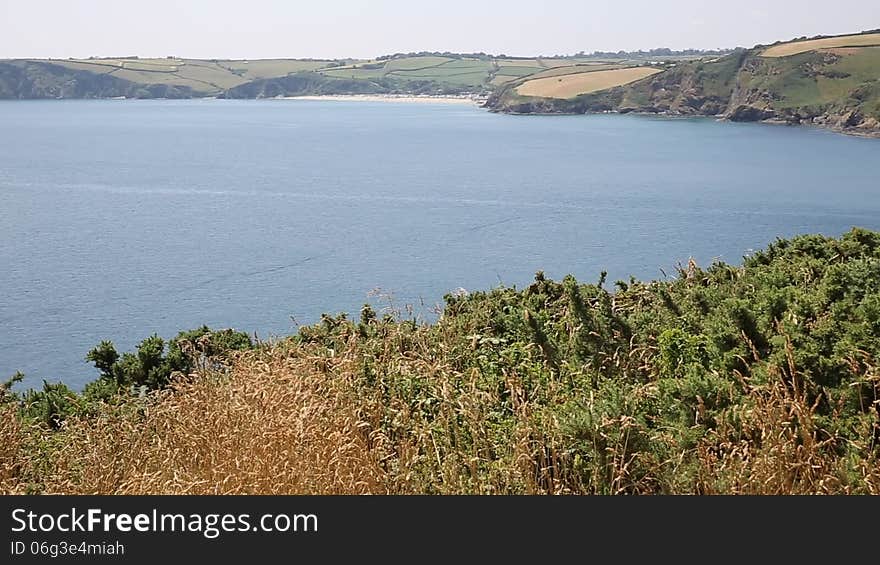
[{"left": 1, "top": 99, "right": 878, "bottom": 389}]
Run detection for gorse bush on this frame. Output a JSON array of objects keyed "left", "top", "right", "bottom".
[
  {"left": 86, "top": 325, "right": 253, "bottom": 392},
  {"left": 4, "top": 326, "right": 253, "bottom": 428},
  {"left": 3, "top": 229, "right": 880, "bottom": 494}
]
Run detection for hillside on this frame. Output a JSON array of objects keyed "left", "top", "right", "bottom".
[
  {"left": 0, "top": 51, "right": 716, "bottom": 100},
  {"left": 4, "top": 228, "right": 880, "bottom": 494},
  {"left": 487, "top": 31, "right": 880, "bottom": 137},
  {"left": 0, "top": 54, "right": 614, "bottom": 99}
]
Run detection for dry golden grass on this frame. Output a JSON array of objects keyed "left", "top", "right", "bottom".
[
  {"left": 4, "top": 321, "right": 879, "bottom": 495},
  {"left": 516, "top": 67, "right": 661, "bottom": 99},
  {"left": 0, "top": 327, "right": 571, "bottom": 494},
  {"left": 8, "top": 351, "right": 387, "bottom": 495},
  {"left": 761, "top": 33, "right": 880, "bottom": 57},
  {"left": 0, "top": 406, "right": 23, "bottom": 493}
]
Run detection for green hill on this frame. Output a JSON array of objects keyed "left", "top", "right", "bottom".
[
  {"left": 488, "top": 31, "right": 880, "bottom": 137},
  {"left": 0, "top": 52, "right": 706, "bottom": 99}
]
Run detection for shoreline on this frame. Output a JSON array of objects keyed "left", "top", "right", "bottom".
[
  {"left": 279, "top": 94, "right": 485, "bottom": 105},
  {"left": 490, "top": 107, "right": 880, "bottom": 139}
]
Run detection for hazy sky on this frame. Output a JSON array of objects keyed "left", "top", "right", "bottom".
[{"left": 1, "top": 0, "right": 878, "bottom": 59}]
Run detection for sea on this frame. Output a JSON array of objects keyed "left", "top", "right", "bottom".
[{"left": 1, "top": 99, "right": 878, "bottom": 389}]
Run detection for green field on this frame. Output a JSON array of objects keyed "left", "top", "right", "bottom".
[
  {"left": 319, "top": 56, "right": 495, "bottom": 88},
  {"left": 46, "top": 57, "right": 340, "bottom": 94},
  {"left": 214, "top": 59, "right": 330, "bottom": 80},
  {"left": 495, "top": 65, "right": 545, "bottom": 77}
]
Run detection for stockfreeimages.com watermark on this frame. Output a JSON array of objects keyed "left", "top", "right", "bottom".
[{"left": 11, "top": 508, "right": 318, "bottom": 540}]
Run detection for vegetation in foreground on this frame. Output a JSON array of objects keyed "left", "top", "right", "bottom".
[{"left": 4, "top": 229, "right": 880, "bottom": 494}]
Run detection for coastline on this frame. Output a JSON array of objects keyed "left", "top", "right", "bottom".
[
  {"left": 489, "top": 106, "right": 880, "bottom": 139},
  {"left": 280, "top": 94, "right": 485, "bottom": 105}
]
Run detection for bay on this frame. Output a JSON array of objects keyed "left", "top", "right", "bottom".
[{"left": 0, "top": 99, "right": 877, "bottom": 389}]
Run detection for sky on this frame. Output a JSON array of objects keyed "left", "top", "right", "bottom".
[{"left": 1, "top": 0, "right": 878, "bottom": 59}]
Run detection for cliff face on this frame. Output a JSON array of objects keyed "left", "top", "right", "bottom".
[
  {"left": 0, "top": 61, "right": 197, "bottom": 99},
  {"left": 487, "top": 46, "right": 880, "bottom": 137},
  {"left": 723, "top": 50, "right": 880, "bottom": 135}
]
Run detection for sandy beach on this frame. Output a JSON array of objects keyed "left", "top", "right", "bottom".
[{"left": 281, "top": 94, "right": 484, "bottom": 105}]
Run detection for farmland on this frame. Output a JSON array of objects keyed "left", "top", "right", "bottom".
[
  {"left": 762, "top": 32, "right": 880, "bottom": 57},
  {"left": 515, "top": 67, "right": 662, "bottom": 99},
  {"left": 317, "top": 56, "right": 648, "bottom": 89},
  {"left": 46, "top": 57, "right": 334, "bottom": 94},
  {"left": 322, "top": 56, "right": 496, "bottom": 89},
  {"left": 4, "top": 51, "right": 696, "bottom": 100}
]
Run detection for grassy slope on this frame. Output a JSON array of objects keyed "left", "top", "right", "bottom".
[
  {"left": 47, "top": 58, "right": 337, "bottom": 95},
  {"left": 5, "top": 229, "right": 880, "bottom": 494},
  {"left": 0, "top": 60, "right": 201, "bottom": 99}
]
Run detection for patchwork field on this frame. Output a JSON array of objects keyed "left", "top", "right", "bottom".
[
  {"left": 762, "top": 32, "right": 880, "bottom": 57},
  {"left": 523, "top": 63, "right": 626, "bottom": 80},
  {"left": 48, "top": 57, "right": 335, "bottom": 93},
  {"left": 214, "top": 59, "right": 331, "bottom": 80},
  {"left": 44, "top": 54, "right": 637, "bottom": 95},
  {"left": 320, "top": 56, "right": 493, "bottom": 87},
  {"left": 10, "top": 52, "right": 709, "bottom": 99},
  {"left": 515, "top": 67, "right": 662, "bottom": 99},
  {"left": 316, "top": 55, "right": 644, "bottom": 91}
]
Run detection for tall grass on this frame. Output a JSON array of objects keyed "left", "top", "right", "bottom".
[
  {"left": 2, "top": 351, "right": 386, "bottom": 494},
  {"left": 3, "top": 322, "right": 878, "bottom": 494}
]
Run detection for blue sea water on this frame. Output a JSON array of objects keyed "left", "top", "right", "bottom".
[{"left": 0, "top": 99, "right": 878, "bottom": 389}]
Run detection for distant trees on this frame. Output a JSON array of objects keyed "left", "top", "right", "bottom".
[
  {"left": 376, "top": 51, "right": 493, "bottom": 61},
  {"left": 371, "top": 48, "right": 736, "bottom": 63},
  {"left": 584, "top": 47, "right": 735, "bottom": 58}
]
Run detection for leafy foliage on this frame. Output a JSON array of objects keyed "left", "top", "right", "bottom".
[{"left": 4, "top": 326, "right": 253, "bottom": 426}]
